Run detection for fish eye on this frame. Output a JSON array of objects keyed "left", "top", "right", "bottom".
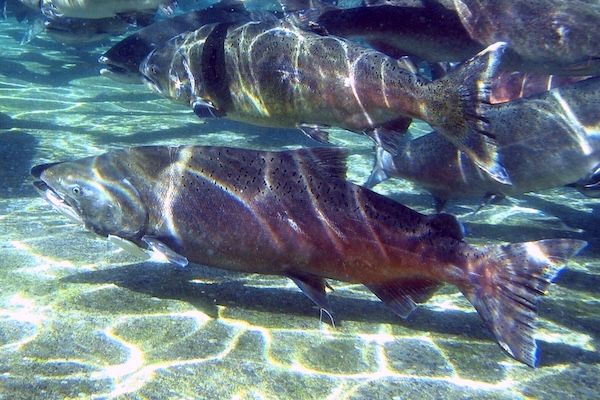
[{"left": 71, "top": 185, "right": 82, "bottom": 196}]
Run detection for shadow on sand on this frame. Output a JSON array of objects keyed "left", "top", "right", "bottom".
[{"left": 62, "top": 261, "right": 600, "bottom": 367}]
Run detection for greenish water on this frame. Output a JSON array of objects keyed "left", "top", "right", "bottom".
[{"left": 1, "top": 13, "right": 599, "bottom": 400}]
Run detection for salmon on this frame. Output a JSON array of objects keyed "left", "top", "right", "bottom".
[{"left": 32, "top": 145, "right": 585, "bottom": 366}]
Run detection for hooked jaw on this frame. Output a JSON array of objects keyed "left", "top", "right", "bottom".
[{"left": 31, "top": 163, "right": 83, "bottom": 224}]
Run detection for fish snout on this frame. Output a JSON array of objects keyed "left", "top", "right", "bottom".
[{"left": 31, "top": 162, "right": 62, "bottom": 179}]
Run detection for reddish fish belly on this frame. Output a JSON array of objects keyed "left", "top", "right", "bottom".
[
  {"left": 167, "top": 198, "right": 465, "bottom": 288},
  {"left": 173, "top": 226, "right": 465, "bottom": 291}
]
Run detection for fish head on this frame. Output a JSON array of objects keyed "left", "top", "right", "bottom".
[
  {"left": 32, "top": 156, "right": 148, "bottom": 239},
  {"left": 139, "top": 35, "right": 189, "bottom": 94},
  {"left": 99, "top": 35, "right": 152, "bottom": 84},
  {"left": 139, "top": 34, "right": 192, "bottom": 102}
]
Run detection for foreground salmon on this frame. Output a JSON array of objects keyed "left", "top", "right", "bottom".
[{"left": 31, "top": 146, "right": 585, "bottom": 366}]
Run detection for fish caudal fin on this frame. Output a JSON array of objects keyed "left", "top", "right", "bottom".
[
  {"left": 429, "top": 42, "right": 509, "bottom": 184},
  {"left": 462, "top": 239, "right": 586, "bottom": 367}
]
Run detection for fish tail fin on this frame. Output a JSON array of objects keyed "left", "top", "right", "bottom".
[
  {"left": 428, "top": 42, "right": 509, "bottom": 184},
  {"left": 461, "top": 239, "right": 586, "bottom": 367}
]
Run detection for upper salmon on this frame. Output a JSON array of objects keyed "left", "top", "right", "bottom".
[
  {"left": 286, "top": 0, "right": 600, "bottom": 75},
  {"left": 137, "top": 18, "right": 510, "bottom": 183}
]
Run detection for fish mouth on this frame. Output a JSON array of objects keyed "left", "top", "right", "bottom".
[
  {"left": 31, "top": 164, "right": 83, "bottom": 224},
  {"left": 98, "top": 56, "right": 143, "bottom": 84}
]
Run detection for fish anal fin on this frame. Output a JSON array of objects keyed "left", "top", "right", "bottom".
[
  {"left": 287, "top": 272, "right": 334, "bottom": 323},
  {"left": 366, "top": 278, "right": 441, "bottom": 318}
]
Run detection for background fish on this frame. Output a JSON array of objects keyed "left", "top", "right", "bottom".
[
  {"left": 32, "top": 145, "right": 585, "bottom": 367},
  {"left": 138, "top": 18, "right": 510, "bottom": 182},
  {"left": 367, "top": 76, "right": 600, "bottom": 210},
  {"left": 288, "top": 0, "right": 600, "bottom": 75},
  {"left": 567, "top": 163, "right": 600, "bottom": 198},
  {"left": 99, "top": 0, "right": 279, "bottom": 83},
  {"left": 43, "top": 15, "right": 130, "bottom": 44},
  {"left": 38, "top": 0, "right": 175, "bottom": 19}
]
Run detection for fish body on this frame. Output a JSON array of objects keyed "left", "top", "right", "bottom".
[
  {"left": 367, "top": 77, "right": 600, "bottom": 208},
  {"left": 99, "top": 0, "right": 278, "bottom": 83},
  {"left": 454, "top": 0, "right": 600, "bottom": 75},
  {"left": 139, "top": 18, "right": 509, "bottom": 182},
  {"left": 295, "top": 0, "right": 600, "bottom": 75},
  {"left": 489, "top": 71, "right": 588, "bottom": 104},
  {"left": 38, "top": 0, "right": 174, "bottom": 19},
  {"left": 44, "top": 15, "right": 129, "bottom": 44},
  {"left": 32, "top": 145, "right": 585, "bottom": 367}
]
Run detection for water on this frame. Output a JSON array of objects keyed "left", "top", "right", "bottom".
[{"left": 1, "top": 3, "right": 599, "bottom": 399}]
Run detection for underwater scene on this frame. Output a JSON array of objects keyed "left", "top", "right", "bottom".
[{"left": 1, "top": 0, "right": 599, "bottom": 398}]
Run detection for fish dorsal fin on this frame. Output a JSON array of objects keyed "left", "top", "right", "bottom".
[
  {"left": 295, "top": 147, "right": 348, "bottom": 179},
  {"left": 366, "top": 278, "right": 441, "bottom": 318},
  {"left": 287, "top": 272, "right": 335, "bottom": 324},
  {"left": 427, "top": 213, "right": 464, "bottom": 241}
]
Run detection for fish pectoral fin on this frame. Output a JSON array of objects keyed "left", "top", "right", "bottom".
[
  {"left": 192, "top": 99, "right": 225, "bottom": 119},
  {"left": 297, "top": 123, "right": 330, "bottom": 144},
  {"left": 366, "top": 278, "right": 441, "bottom": 319},
  {"left": 287, "top": 272, "right": 334, "bottom": 323},
  {"left": 142, "top": 236, "right": 189, "bottom": 267},
  {"left": 107, "top": 235, "right": 149, "bottom": 259}
]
